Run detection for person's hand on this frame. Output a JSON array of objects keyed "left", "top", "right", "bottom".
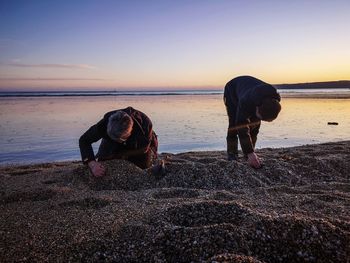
[
  {"left": 88, "top": 160, "right": 106, "bottom": 177},
  {"left": 149, "top": 159, "right": 167, "bottom": 178},
  {"left": 247, "top": 152, "right": 262, "bottom": 169}
]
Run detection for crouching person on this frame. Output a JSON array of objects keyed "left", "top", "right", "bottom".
[{"left": 79, "top": 106, "right": 164, "bottom": 177}]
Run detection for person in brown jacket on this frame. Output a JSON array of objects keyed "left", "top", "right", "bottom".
[{"left": 79, "top": 106, "right": 162, "bottom": 177}]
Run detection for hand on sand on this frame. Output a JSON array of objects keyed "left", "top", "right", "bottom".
[
  {"left": 247, "top": 152, "right": 262, "bottom": 169},
  {"left": 88, "top": 161, "right": 106, "bottom": 177},
  {"left": 149, "top": 159, "right": 167, "bottom": 178}
]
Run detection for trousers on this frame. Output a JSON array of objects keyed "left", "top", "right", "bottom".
[{"left": 223, "top": 92, "right": 260, "bottom": 155}]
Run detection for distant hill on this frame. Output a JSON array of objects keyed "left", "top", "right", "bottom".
[{"left": 275, "top": 80, "right": 350, "bottom": 89}]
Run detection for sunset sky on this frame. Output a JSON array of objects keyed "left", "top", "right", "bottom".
[{"left": 1, "top": 0, "right": 350, "bottom": 91}]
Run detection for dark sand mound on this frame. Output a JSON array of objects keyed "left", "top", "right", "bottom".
[
  {"left": 0, "top": 141, "right": 349, "bottom": 262},
  {"left": 70, "top": 159, "right": 154, "bottom": 191}
]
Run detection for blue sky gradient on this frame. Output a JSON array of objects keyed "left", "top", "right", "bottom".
[{"left": 1, "top": 0, "right": 350, "bottom": 90}]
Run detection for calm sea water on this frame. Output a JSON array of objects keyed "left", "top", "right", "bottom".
[{"left": 0, "top": 90, "right": 349, "bottom": 165}]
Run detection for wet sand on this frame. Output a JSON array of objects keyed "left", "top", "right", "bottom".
[{"left": 0, "top": 141, "right": 349, "bottom": 262}]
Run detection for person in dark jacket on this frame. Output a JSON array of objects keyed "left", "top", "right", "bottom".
[
  {"left": 224, "top": 76, "right": 281, "bottom": 168},
  {"left": 79, "top": 106, "right": 160, "bottom": 177}
]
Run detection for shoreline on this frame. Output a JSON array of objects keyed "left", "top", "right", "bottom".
[
  {"left": 1, "top": 140, "right": 349, "bottom": 261},
  {"left": 0, "top": 139, "right": 348, "bottom": 167},
  {"left": 280, "top": 92, "right": 350, "bottom": 99}
]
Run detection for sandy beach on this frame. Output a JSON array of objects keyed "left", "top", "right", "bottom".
[{"left": 0, "top": 141, "right": 349, "bottom": 262}]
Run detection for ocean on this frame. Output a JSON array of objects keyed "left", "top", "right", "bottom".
[{"left": 0, "top": 89, "right": 349, "bottom": 165}]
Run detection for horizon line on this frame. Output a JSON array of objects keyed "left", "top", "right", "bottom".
[{"left": 1, "top": 79, "right": 350, "bottom": 92}]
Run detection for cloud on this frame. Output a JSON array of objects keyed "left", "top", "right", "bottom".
[
  {"left": 6, "top": 62, "right": 96, "bottom": 69},
  {"left": 10, "top": 59, "right": 21, "bottom": 63},
  {"left": 0, "top": 77, "right": 105, "bottom": 81}
]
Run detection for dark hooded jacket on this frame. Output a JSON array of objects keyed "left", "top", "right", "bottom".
[
  {"left": 79, "top": 106, "right": 154, "bottom": 163},
  {"left": 224, "top": 76, "right": 281, "bottom": 154}
]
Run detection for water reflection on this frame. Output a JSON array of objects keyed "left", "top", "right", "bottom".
[{"left": 0, "top": 95, "right": 349, "bottom": 164}]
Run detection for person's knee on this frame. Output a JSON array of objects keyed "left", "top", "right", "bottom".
[{"left": 227, "top": 128, "right": 238, "bottom": 138}]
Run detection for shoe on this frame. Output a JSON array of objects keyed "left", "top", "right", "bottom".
[
  {"left": 150, "top": 160, "right": 167, "bottom": 178},
  {"left": 227, "top": 153, "right": 238, "bottom": 161}
]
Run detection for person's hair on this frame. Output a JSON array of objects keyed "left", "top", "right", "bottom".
[
  {"left": 258, "top": 98, "right": 281, "bottom": 121},
  {"left": 107, "top": 111, "right": 134, "bottom": 141}
]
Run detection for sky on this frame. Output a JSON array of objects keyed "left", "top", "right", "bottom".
[{"left": 0, "top": 0, "right": 350, "bottom": 91}]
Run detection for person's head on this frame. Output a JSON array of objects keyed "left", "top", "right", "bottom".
[
  {"left": 256, "top": 98, "right": 281, "bottom": 122},
  {"left": 107, "top": 111, "right": 134, "bottom": 142}
]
